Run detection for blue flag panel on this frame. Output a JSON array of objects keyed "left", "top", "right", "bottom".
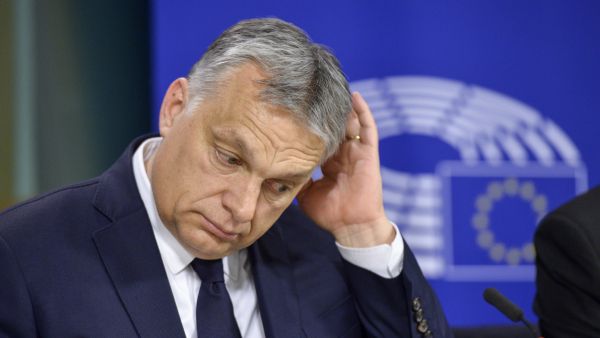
[{"left": 152, "top": 0, "right": 600, "bottom": 326}]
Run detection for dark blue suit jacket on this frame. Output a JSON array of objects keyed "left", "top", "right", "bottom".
[
  {"left": 534, "top": 186, "right": 600, "bottom": 338},
  {"left": 0, "top": 136, "right": 452, "bottom": 338}
]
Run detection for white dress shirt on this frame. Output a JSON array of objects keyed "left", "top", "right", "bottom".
[{"left": 132, "top": 137, "right": 405, "bottom": 338}]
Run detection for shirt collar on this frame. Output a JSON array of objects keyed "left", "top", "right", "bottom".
[{"left": 132, "top": 137, "right": 246, "bottom": 280}]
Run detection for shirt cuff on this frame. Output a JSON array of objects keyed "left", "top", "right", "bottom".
[{"left": 335, "top": 224, "right": 404, "bottom": 279}]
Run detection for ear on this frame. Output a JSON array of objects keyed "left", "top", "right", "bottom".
[{"left": 158, "top": 78, "right": 189, "bottom": 137}]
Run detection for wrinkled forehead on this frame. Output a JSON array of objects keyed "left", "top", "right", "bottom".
[{"left": 201, "top": 64, "right": 326, "bottom": 154}]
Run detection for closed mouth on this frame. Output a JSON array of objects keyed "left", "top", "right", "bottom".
[{"left": 200, "top": 213, "right": 239, "bottom": 241}]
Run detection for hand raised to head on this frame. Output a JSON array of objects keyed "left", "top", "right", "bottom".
[{"left": 297, "top": 92, "right": 394, "bottom": 247}]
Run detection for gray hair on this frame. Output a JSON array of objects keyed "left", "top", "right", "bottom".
[{"left": 187, "top": 18, "right": 351, "bottom": 160}]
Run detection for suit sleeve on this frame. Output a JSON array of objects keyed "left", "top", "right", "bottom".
[
  {"left": 0, "top": 234, "right": 38, "bottom": 338},
  {"left": 534, "top": 214, "right": 600, "bottom": 338},
  {"left": 342, "top": 240, "right": 453, "bottom": 338}
]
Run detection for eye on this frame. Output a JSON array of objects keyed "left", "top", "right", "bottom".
[
  {"left": 266, "top": 180, "right": 292, "bottom": 194},
  {"left": 216, "top": 149, "right": 243, "bottom": 167}
]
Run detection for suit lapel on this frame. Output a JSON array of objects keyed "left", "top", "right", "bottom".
[
  {"left": 93, "top": 208, "right": 186, "bottom": 338},
  {"left": 90, "top": 135, "right": 185, "bottom": 338},
  {"left": 249, "top": 225, "right": 304, "bottom": 338}
]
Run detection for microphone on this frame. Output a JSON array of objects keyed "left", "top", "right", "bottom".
[{"left": 483, "top": 288, "right": 540, "bottom": 338}]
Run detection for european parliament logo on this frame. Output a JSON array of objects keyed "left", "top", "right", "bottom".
[{"left": 350, "top": 76, "right": 587, "bottom": 281}]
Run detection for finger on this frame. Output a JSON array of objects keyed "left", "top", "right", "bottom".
[
  {"left": 345, "top": 108, "right": 361, "bottom": 141},
  {"left": 352, "top": 91, "right": 379, "bottom": 146},
  {"left": 296, "top": 178, "right": 314, "bottom": 199}
]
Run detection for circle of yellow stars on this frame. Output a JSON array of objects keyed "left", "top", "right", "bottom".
[{"left": 471, "top": 178, "right": 546, "bottom": 265}]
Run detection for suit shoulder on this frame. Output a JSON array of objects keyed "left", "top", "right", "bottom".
[
  {"left": 536, "top": 185, "right": 600, "bottom": 254},
  {"left": 0, "top": 178, "right": 101, "bottom": 239},
  {"left": 277, "top": 204, "right": 338, "bottom": 256},
  {"left": 541, "top": 185, "right": 600, "bottom": 230}
]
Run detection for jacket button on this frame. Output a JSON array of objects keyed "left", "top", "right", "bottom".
[
  {"left": 417, "top": 319, "right": 428, "bottom": 333},
  {"left": 412, "top": 297, "right": 422, "bottom": 311},
  {"left": 414, "top": 308, "right": 424, "bottom": 323}
]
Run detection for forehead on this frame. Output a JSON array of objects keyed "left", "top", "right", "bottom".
[{"left": 195, "top": 64, "right": 325, "bottom": 174}]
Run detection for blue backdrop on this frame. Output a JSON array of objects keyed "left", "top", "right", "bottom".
[{"left": 151, "top": 0, "right": 600, "bottom": 326}]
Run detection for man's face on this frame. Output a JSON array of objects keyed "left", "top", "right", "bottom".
[{"left": 148, "top": 64, "right": 325, "bottom": 259}]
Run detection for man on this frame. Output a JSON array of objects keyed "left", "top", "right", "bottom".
[
  {"left": 534, "top": 186, "right": 600, "bottom": 338},
  {"left": 0, "top": 18, "right": 451, "bottom": 337}
]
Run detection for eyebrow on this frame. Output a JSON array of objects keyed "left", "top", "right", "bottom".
[
  {"left": 212, "top": 127, "right": 253, "bottom": 158},
  {"left": 211, "top": 127, "right": 315, "bottom": 182}
]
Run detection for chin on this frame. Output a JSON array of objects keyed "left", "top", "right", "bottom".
[{"left": 184, "top": 235, "right": 234, "bottom": 260}]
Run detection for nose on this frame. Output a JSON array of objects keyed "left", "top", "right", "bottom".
[{"left": 222, "top": 176, "right": 262, "bottom": 224}]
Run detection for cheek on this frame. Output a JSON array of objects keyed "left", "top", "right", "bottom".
[
  {"left": 174, "top": 147, "right": 225, "bottom": 195},
  {"left": 152, "top": 146, "right": 218, "bottom": 222}
]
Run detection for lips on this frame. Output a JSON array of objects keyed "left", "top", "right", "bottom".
[{"left": 199, "top": 213, "right": 239, "bottom": 241}]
